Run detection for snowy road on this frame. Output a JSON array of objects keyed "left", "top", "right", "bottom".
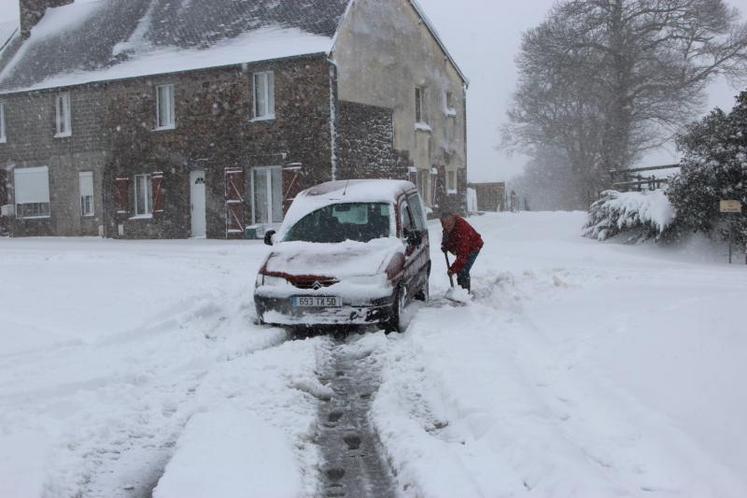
[{"left": 1, "top": 212, "right": 746, "bottom": 497}]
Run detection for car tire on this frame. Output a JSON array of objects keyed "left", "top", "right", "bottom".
[{"left": 384, "top": 286, "right": 406, "bottom": 333}]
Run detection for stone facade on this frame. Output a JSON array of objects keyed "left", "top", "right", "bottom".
[
  {"left": 103, "top": 55, "right": 335, "bottom": 239},
  {"left": 336, "top": 100, "right": 411, "bottom": 181},
  {"left": 332, "top": 0, "right": 468, "bottom": 212},
  {"left": 0, "top": 0, "right": 468, "bottom": 238},
  {"left": 0, "top": 85, "right": 108, "bottom": 237}
]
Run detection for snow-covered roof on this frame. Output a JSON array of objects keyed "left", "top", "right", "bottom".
[
  {"left": 0, "top": 0, "right": 351, "bottom": 94},
  {"left": 0, "top": 21, "right": 18, "bottom": 56}
]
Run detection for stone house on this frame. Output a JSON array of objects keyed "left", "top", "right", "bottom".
[{"left": 0, "top": 0, "right": 467, "bottom": 239}]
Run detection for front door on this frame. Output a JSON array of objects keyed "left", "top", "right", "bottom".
[{"left": 190, "top": 170, "right": 207, "bottom": 238}]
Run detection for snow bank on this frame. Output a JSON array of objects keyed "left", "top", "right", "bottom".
[
  {"left": 153, "top": 409, "right": 301, "bottom": 498},
  {"left": 371, "top": 212, "right": 747, "bottom": 497},
  {"left": 584, "top": 189, "right": 675, "bottom": 241}
]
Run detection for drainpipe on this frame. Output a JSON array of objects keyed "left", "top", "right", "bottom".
[{"left": 328, "top": 60, "right": 339, "bottom": 182}]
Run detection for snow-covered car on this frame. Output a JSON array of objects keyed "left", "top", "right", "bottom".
[{"left": 254, "top": 180, "right": 430, "bottom": 331}]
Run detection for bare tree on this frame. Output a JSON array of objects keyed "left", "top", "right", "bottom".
[{"left": 505, "top": 0, "right": 747, "bottom": 205}]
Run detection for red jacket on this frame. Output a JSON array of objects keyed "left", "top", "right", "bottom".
[{"left": 442, "top": 216, "right": 484, "bottom": 274}]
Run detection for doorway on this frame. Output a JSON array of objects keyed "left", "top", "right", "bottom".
[{"left": 190, "top": 170, "right": 207, "bottom": 238}]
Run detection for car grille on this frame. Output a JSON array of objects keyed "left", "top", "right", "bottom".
[{"left": 290, "top": 278, "right": 338, "bottom": 290}]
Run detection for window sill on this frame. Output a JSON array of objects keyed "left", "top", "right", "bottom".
[
  {"left": 54, "top": 132, "right": 72, "bottom": 138},
  {"left": 0, "top": 137, "right": 6, "bottom": 144},
  {"left": 153, "top": 126, "right": 176, "bottom": 132},
  {"left": 415, "top": 122, "right": 432, "bottom": 133},
  {"left": 445, "top": 109, "right": 457, "bottom": 118},
  {"left": 447, "top": 189, "right": 458, "bottom": 195},
  {"left": 250, "top": 115, "right": 276, "bottom": 123},
  {"left": 82, "top": 214, "right": 96, "bottom": 218},
  {"left": 129, "top": 214, "right": 153, "bottom": 220},
  {"left": 19, "top": 215, "right": 51, "bottom": 220}
]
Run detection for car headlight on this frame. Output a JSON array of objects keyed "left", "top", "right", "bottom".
[{"left": 258, "top": 275, "right": 286, "bottom": 287}]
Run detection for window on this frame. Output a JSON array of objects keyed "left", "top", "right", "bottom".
[
  {"left": 445, "top": 90, "right": 457, "bottom": 117},
  {"left": 415, "top": 87, "right": 425, "bottom": 124},
  {"left": 407, "top": 193, "right": 426, "bottom": 230},
  {"left": 252, "top": 166, "right": 283, "bottom": 224},
  {"left": 156, "top": 84, "right": 175, "bottom": 130},
  {"left": 253, "top": 72, "right": 275, "bottom": 120},
  {"left": 79, "top": 172, "right": 94, "bottom": 217},
  {"left": 55, "top": 92, "right": 71, "bottom": 137},
  {"left": 447, "top": 170, "right": 458, "bottom": 194},
  {"left": 0, "top": 101, "right": 6, "bottom": 143},
  {"left": 417, "top": 168, "right": 430, "bottom": 205},
  {"left": 14, "top": 166, "right": 50, "bottom": 219},
  {"left": 284, "top": 203, "right": 392, "bottom": 243},
  {"left": 134, "top": 174, "right": 152, "bottom": 216}
]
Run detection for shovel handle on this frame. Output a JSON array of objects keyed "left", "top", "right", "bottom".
[{"left": 443, "top": 250, "right": 454, "bottom": 288}]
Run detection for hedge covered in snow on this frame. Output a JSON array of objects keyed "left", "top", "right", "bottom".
[{"left": 584, "top": 189, "right": 675, "bottom": 241}]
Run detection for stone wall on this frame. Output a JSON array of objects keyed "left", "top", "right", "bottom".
[
  {"left": 0, "top": 54, "right": 335, "bottom": 239},
  {"left": 0, "top": 84, "right": 109, "bottom": 237},
  {"left": 104, "top": 55, "right": 334, "bottom": 239},
  {"left": 336, "top": 100, "right": 411, "bottom": 181}
]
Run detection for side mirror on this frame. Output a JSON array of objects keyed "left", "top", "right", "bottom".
[
  {"left": 405, "top": 229, "right": 422, "bottom": 247},
  {"left": 264, "top": 230, "right": 276, "bottom": 246}
]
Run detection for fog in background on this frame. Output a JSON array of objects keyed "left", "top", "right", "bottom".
[{"left": 0, "top": 0, "right": 742, "bottom": 182}]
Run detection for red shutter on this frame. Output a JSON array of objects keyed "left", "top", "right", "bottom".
[
  {"left": 115, "top": 177, "right": 130, "bottom": 214},
  {"left": 225, "top": 168, "right": 245, "bottom": 237},
  {"left": 282, "top": 164, "right": 303, "bottom": 213},
  {"left": 152, "top": 172, "right": 165, "bottom": 215}
]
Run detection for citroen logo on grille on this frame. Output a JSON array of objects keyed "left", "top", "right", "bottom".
[{"left": 312, "top": 281, "right": 322, "bottom": 290}]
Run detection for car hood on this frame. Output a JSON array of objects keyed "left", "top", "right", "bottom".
[{"left": 263, "top": 238, "right": 405, "bottom": 278}]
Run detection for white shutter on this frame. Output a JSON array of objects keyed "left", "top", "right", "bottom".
[{"left": 14, "top": 167, "right": 50, "bottom": 204}]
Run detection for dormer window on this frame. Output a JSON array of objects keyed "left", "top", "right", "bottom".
[
  {"left": 156, "top": 84, "right": 176, "bottom": 130},
  {"left": 252, "top": 71, "right": 275, "bottom": 120},
  {"left": 55, "top": 92, "right": 71, "bottom": 137},
  {"left": 0, "top": 101, "right": 6, "bottom": 143}
]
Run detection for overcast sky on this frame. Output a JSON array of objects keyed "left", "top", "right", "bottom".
[{"left": 0, "top": 0, "right": 742, "bottom": 182}]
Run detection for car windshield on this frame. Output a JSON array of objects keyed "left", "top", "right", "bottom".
[{"left": 284, "top": 203, "right": 392, "bottom": 243}]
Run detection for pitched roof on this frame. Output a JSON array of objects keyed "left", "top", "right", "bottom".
[{"left": 0, "top": 0, "right": 351, "bottom": 94}]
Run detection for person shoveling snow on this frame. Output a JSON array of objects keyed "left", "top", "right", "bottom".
[{"left": 440, "top": 211, "right": 484, "bottom": 301}]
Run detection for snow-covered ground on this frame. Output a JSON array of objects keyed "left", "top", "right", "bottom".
[{"left": 1, "top": 212, "right": 746, "bottom": 497}]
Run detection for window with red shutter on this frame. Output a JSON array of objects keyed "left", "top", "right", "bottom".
[
  {"left": 152, "top": 172, "right": 165, "bottom": 215},
  {"left": 115, "top": 177, "right": 130, "bottom": 214}
]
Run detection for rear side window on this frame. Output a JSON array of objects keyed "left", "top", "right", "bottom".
[{"left": 407, "top": 193, "right": 426, "bottom": 230}]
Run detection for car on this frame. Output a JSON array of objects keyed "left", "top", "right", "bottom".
[{"left": 254, "top": 179, "right": 430, "bottom": 332}]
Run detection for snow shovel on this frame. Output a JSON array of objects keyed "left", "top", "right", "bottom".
[{"left": 443, "top": 251, "right": 467, "bottom": 305}]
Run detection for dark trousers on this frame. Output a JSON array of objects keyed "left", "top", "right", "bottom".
[{"left": 457, "top": 251, "right": 480, "bottom": 292}]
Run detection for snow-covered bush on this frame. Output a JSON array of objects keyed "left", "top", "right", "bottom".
[
  {"left": 667, "top": 91, "right": 747, "bottom": 243},
  {"left": 584, "top": 189, "right": 675, "bottom": 241}
]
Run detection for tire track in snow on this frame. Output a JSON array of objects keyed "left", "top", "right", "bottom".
[{"left": 316, "top": 332, "right": 396, "bottom": 498}]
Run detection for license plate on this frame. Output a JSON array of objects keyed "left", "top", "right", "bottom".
[{"left": 293, "top": 296, "right": 342, "bottom": 308}]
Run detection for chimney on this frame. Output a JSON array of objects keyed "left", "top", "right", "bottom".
[{"left": 20, "top": 0, "right": 74, "bottom": 39}]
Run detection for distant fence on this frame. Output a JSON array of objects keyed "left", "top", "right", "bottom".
[{"left": 609, "top": 164, "right": 679, "bottom": 192}]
